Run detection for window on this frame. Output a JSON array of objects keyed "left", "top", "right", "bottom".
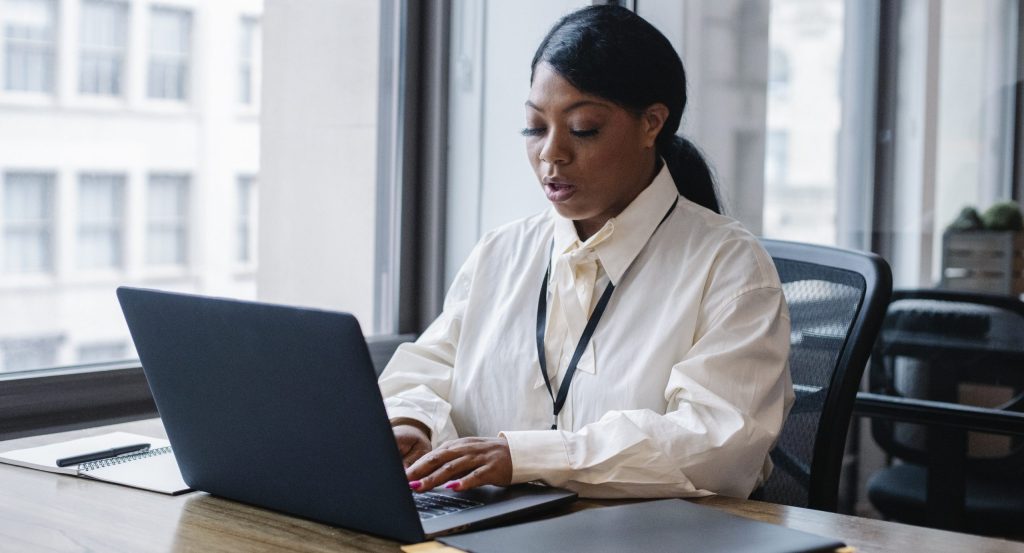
[
  {"left": 147, "top": 6, "right": 190, "bottom": 100},
  {"left": 886, "top": 0, "right": 1020, "bottom": 287},
  {"left": 77, "top": 341, "right": 128, "bottom": 363},
  {"left": 77, "top": 173, "right": 124, "bottom": 270},
  {"left": 79, "top": 0, "right": 128, "bottom": 96},
  {"left": 3, "top": 172, "right": 55, "bottom": 274},
  {"left": 762, "top": 0, "right": 846, "bottom": 246},
  {"left": 768, "top": 48, "right": 791, "bottom": 97},
  {"left": 145, "top": 174, "right": 188, "bottom": 266},
  {"left": 3, "top": 0, "right": 57, "bottom": 93},
  {"left": 237, "top": 175, "right": 255, "bottom": 264},
  {"left": 238, "top": 17, "right": 257, "bottom": 105},
  {"left": 0, "top": 335, "right": 62, "bottom": 372}
]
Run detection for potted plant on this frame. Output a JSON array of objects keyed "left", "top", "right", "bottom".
[{"left": 941, "top": 201, "right": 1024, "bottom": 295}]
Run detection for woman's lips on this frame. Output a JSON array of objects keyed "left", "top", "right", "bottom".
[{"left": 544, "top": 180, "right": 577, "bottom": 202}]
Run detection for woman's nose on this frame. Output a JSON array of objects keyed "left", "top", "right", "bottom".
[{"left": 539, "top": 131, "right": 570, "bottom": 166}]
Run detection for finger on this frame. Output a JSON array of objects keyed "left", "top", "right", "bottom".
[
  {"left": 449, "top": 466, "right": 491, "bottom": 492},
  {"left": 402, "top": 443, "right": 430, "bottom": 468},
  {"left": 406, "top": 444, "right": 462, "bottom": 483},
  {"left": 416, "top": 455, "right": 481, "bottom": 492}
]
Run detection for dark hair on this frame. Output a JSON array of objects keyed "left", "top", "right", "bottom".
[{"left": 531, "top": 5, "right": 721, "bottom": 214}]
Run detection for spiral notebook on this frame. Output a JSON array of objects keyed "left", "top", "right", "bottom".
[{"left": 0, "top": 431, "right": 191, "bottom": 495}]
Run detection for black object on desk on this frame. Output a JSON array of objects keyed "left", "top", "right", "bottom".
[
  {"left": 439, "top": 499, "right": 846, "bottom": 553},
  {"left": 55, "top": 443, "right": 151, "bottom": 467}
]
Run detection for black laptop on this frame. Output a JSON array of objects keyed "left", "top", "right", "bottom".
[{"left": 116, "top": 287, "right": 576, "bottom": 543}]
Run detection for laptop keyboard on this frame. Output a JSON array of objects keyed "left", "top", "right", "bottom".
[{"left": 414, "top": 492, "right": 484, "bottom": 520}]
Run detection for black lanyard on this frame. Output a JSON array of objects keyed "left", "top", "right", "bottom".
[{"left": 535, "top": 196, "right": 678, "bottom": 430}]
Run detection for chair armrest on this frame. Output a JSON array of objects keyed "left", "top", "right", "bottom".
[
  {"left": 854, "top": 392, "right": 1024, "bottom": 436},
  {"left": 366, "top": 333, "right": 418, "bottom": 377}
]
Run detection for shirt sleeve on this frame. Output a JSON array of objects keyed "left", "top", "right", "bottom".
[
  {"left": 500, "top": 284, "right": 793, "bottom": 499},
  {"left": 377, "top": 243, "right": 482, "bottom": 448}
]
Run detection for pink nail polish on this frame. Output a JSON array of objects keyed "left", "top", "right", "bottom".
[
  {"left": 409, "top": 480, "right": 422, "bottom": 490},
  {"left": 445, "top": 481, "right": 460, "bottom": 491}
]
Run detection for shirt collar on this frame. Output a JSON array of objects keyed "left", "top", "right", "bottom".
[{"left": 549, "top": 162, "right": 679, "bottom": 285}]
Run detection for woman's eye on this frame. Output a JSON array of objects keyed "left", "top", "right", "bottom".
[
  {"left": 520, "top": 127, "right": 545, "bottom": 137},
  {"left": 570, "top": 128, "right": 599, "bottom": 138}
]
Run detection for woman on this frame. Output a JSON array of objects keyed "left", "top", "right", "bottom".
[{"left": 379, "top": 5, "right": 792, "bottom": 499}]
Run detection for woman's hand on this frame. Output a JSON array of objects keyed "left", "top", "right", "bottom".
[
  {"left": 406, "top": 437, "right": 513, "bottom": 493},
  {"left": 392, "top": 421, "right": 432, "bottom": 468}
]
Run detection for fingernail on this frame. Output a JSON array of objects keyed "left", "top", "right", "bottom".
[
  {"left": 409, "top": 480, "right": 422, "bottom": 490},
  {"left": 445, "top": 481, "right": 460, "bottom": 491}
]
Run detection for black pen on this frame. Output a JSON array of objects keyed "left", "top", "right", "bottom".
[{"left": 55, "top": 443, "right": 151, "bottom": 467}]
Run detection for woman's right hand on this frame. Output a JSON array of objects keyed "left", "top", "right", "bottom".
[{"left": 392, "top": 420, "right": 432, "bottom": 468}]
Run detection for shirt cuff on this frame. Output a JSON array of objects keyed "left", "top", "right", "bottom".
[
  {"left": 499, "top": 429, "right": 572, "bottom": 485},
  {"left": 384, "top": 405, "right": 436, "bottom": 441}
]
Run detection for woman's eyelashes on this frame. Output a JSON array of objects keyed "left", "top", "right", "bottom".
[{"left": 519, "top": 127, "right": 600, "bottom": 138}]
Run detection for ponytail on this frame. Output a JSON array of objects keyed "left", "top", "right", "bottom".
[{"left": 659, "top": 135, "right": 721, "bottom": 214}]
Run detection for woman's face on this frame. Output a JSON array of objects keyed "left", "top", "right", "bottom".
[{"left": 524, "top": 63, "right": 666, "bottom": 237}]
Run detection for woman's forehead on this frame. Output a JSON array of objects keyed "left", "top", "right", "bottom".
[{"left": 527, "top": 64, "right": 613, "bottom": 114}]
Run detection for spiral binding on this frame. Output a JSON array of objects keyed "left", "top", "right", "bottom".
[{"left": 79, "top": 446, "right": 172, "bottom": 473}]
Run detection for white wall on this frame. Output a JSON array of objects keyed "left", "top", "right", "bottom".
[{"left": 258, "top": 0, "right": 379, "bottom": 329}]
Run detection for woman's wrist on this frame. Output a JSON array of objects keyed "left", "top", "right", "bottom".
[{"left": 390, "top": 417, "right": 432, "bottom": 440}]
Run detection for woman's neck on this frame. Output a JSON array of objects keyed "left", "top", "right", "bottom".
[{"left": 572, "top": 158, "right": 661, "bottom": 241}]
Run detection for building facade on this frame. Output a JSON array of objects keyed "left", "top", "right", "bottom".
[{"left": 0, "top": 0, "right": 261, "bottom": 371}]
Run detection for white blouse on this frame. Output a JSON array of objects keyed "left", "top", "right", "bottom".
[{"left": 379, "top": 165, "right": 793, "bottom": 499}]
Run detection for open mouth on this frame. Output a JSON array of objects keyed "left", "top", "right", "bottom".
[{"left": 543, "top": 180, "right": 577, "bottom": 202}]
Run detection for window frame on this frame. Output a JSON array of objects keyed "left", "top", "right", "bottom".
[{"left": 1, "top": 1, "right": 448, "bottom": 440}]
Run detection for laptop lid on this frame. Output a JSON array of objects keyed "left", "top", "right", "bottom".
[{"left": 117, "top": 287, "right": 575, "bottom": 543}]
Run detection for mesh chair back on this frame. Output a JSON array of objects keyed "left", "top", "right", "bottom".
[
  {"left": 870, "top": 290, "right": 1024, "bottom": 476},
  {"left": 757, "top": 240, "right": 892, "bottom": 511}
]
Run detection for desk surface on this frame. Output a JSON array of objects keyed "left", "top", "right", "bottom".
[{"left": 2, "top": 419, "right": 1021, "bottom": 553}]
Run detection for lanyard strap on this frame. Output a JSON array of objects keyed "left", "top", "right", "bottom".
[{"left": 535, "top": 196, "right": 678, "bottom": 430}]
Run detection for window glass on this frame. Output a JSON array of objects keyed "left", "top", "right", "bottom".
[
  {"left": 78, "top": 173, "right": 125, "bottom": 269},
  {"left": 238, "top": 17, "right": 257, "bottom": 105},
  {"left": 145, "top": 174, "right": 188, "bottom": 266},
  {"left": 0, "top": 0, "right": 404, "bottom": 376},
  {"left": 237, "top": 175, "right": 255, "bottom": 264},
  {"left": 4, "top": 0, "right": 56, "bottom": 92},
  {"left": 3, "top": 172, "right": 54, "bottom": 273},
  {"left": 1, "top": 335, "right": 61, "bottom": 371},
  {"left": 763, "top": 0, "right": 845, "bottom": 245},
  {"left": 77, "top": 341, "right": 128, "bottom": 363},
  {"left": 79, "top": 0, "right": 128, "bottom": 96},
  {"left": 905, "top": 0, "right": 1019, "bottom": 287},
  {"left": 147, "top": 6, "right": 191, "bottom": 100}
]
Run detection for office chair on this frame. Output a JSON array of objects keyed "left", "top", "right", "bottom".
[
  {"left": 865, "top": 289, "right": 1024, "bottom": 534},
  {"left": 753, "top": 239, "right": 892, "bottom": 512}
]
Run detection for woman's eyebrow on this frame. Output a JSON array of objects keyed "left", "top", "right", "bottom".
[{"left": 525, "top": 99, "right": 611, "bottom": 113}]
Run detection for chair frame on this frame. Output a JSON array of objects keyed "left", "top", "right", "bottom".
[
  {"left": 761, "top": 239, "right": 893, "bottom": 512},
  {"left": 854, "top": 288, "right": 1024, "bottom": 531}
]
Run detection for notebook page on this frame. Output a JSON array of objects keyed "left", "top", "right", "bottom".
[
  {"left": 0, "top": 432, "right": 167, "bottom": 476},
  {"left": 80, "top": 446, "right": 191, "bottom": 495}
]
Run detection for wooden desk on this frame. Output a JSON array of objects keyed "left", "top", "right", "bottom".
[{"left": 2, "top": 419, "right": 1021, "bottom": 553}]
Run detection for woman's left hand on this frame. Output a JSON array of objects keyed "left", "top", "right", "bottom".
[{"left": 406, "top": 436, "right": 513, "bottom": 492}]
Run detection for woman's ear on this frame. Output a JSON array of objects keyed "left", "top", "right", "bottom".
[{"left": 642, "top": 103, "right": 669, "bottom": 148}]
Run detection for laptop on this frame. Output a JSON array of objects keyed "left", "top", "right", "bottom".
[{"left": 116, "top": 287, "right": 577, "bottom": 543}]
